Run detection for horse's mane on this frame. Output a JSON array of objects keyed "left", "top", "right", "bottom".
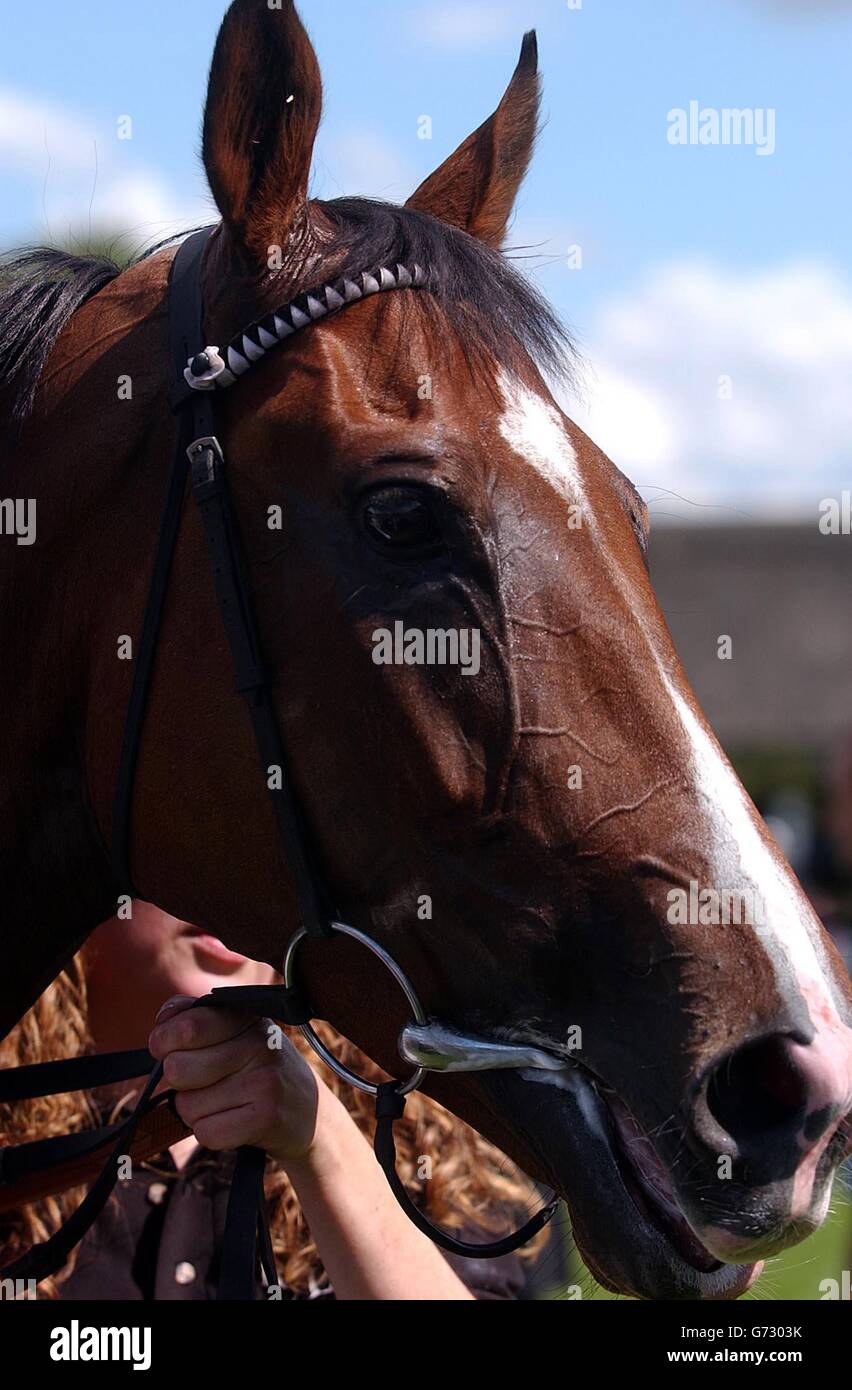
[
  {"left": 0, "top": 247, "right": 123, "bottom": 423},
  {"left": 0, "top": 229, "right": 203, "bottom": 425},
  {"left": 0, "top": 198, "right": 574, "bottom": 425},
  {"left": 315, "top": 197, "right": 574, "bottom": 387}
]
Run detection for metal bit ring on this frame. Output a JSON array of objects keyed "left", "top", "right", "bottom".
[{"left": 283, "top": 921, "right": 428, "bottom": 1096}]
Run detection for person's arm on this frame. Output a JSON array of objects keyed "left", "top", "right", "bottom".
[
  {"left": 148, "top": 998, "right": 474, "bottom": 1300},
  {"left": 276, "top": 1080, "right": 474, "bottom": 1300}
]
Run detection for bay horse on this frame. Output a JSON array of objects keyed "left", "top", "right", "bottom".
[{"left": 1, "top": 0, "right": 850, "bottom": 1301}]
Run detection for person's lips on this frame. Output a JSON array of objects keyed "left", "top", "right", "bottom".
[{"left": 182, "top": 926, "right": 248, "bottom": 968}]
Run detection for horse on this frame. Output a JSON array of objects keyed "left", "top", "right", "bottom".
[{"left": 1, "top": 0, "right": 850, "bottom": 1301}]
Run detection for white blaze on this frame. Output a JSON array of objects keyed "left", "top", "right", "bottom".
[{"left": 496, "top": 369, "right": 849, "bottom": 1043}]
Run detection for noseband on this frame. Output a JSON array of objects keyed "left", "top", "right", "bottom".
[{"left": 0, "top": 228, "right": 558, "bottom": 1298}]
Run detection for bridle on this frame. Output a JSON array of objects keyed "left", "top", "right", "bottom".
[{"left": 0, "top": 227, "right": 560, "bottom": 1298}]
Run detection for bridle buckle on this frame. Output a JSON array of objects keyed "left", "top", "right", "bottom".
[{"left": 187, "top": 435, "right": 225, "bottom": 487}]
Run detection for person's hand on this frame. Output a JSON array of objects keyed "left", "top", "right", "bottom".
[
  {"left": 149, "top": 1002, "right": 476, "bottom": 1300},
  {"left": 148, "top": 997, "right": 320, "bottom": 1162}
]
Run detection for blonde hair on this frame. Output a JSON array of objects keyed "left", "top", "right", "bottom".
[{"left": 0, "top": 955, "right": 546, "bottom": 1297}]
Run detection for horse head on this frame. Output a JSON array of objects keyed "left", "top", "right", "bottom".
[{"left": 3, "top": 0, "right": 850, "bottom": 1300}]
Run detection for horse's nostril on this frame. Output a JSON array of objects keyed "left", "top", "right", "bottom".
[
  {"left": 706, "top": 1035, "right": 811, "bottom": 1147},
  {"left": 689, "top": 1029, "right": 851, "bottom": 1197}
]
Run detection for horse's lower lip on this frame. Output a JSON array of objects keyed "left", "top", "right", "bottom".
[
  {"left": 542, "top": 1065, "right": 725, "bottom": 1276},
  {"left": 563, "top": 1069, "right": 760, "bottom": 1296},
  {"left": 599, "top": 1086, "right": 721, "bottom": 1274},
  {"left": 480, "top": 1066, "right": 758, "bottom": 1299}
]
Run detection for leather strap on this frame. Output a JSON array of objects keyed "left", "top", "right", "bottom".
[
  {"left": 188, "top": 440, "right": 332, "bottom": 940},
  {"left": 0, "top": 986, "right": 311, "bottom": 1291},
  {"left": 111, "top": 228, "right": 214, "bottom": 896},
  {"left": 374, "top": 1083, "right": 560, "bottom": 1259},
  {"left": 0, "top": 1101, "right": 186, "bottom": 1216},
  {"left": 113, "top": 225, "right": 333, "bottom": 940},
  {"left": 1, "top": 1063, "right": 166, "bottom": 1282},
  {"left": 0, "top": 1047, "right": 153, "bottom": 1103},
  {"left": 217, "top": 1146, "right": 274, "bottom": 1301},
  {"left": 110, "top": 436, "right": 192, "bottom": 897}
]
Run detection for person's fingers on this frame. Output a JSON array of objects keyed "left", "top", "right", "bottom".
[
  {"left": 180, "top": 1099, "right": 275, "bottom": 1154},
  {"left": 149, "top": 1004, "right": 268, "bottom": 1060},
  {"left": 153, "top": 996, "right": 195, "bottom": 1024},
  {"left": 161, "top": 1021, "right": 281, "bottom": 1091},
  {"left": 174, "top": 1066, "right": 279, "bottom": 1128},
  {"left": 172, "top": 1059, "right": 317, "bottom": 1155}
]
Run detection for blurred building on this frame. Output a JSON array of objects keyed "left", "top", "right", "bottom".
[
  {"left": 650, "top": 523, "right": 852, "bottom": 976},
  {"left": 650, "top": 523, "right": 852, "bottom": 755}
]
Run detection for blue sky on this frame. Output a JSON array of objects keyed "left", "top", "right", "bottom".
[{"left": 2, "top": 0, "right": 851, "bottom": 519}]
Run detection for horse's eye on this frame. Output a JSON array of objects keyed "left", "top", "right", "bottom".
[{"left": 361, "top": 487, "right": 443, "bottom": 556}]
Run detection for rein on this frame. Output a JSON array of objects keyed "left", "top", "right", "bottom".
[{"left": 0, "top": 228, "right": 559, "bottom": 1298}]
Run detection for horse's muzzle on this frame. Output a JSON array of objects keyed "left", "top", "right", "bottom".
[{"left": 677, "top": 1029, "right": 852, "bottom": 1260}]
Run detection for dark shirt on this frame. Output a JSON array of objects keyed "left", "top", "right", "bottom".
[{"left": 58, "top": 1144, "right": 527, "bottom": 1301}]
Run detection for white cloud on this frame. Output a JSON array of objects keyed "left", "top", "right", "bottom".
[
  {"left": 0, "top": 89, "right": 98, "bottom": 177},
  {"left": 84, "top": 175, "right": 205, "bottom": 246},
  {"left": 0, "top": 86, "right": 204, "bottom": 244},
  {"left": 315, "top": 127, "right": 415, "bottom": 202},
  {"left": 564, "top": 260, "right": 852, "bottom": 520},
  {"left": 412, "top": 3, "right": 518, "bottom": 51}
]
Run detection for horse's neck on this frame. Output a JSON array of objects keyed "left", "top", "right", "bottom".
[
  {"left": 0, "top": 452, "right": 115, "bottom": 1036},
  {"left": 0, "top": 258, "right": 177, "bottom": 1036},
  {"left": 0, "top": 689, "right": 115, "bottom": 1040}
]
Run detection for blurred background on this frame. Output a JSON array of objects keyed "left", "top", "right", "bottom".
[{"left": 2, "top": 0, "right": 850, "bottom": 1299}]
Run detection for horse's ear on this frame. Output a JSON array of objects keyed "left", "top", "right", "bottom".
[
  {"left": 202, "top": 0, "right": 322, "bottom": 269},
  {"left": 405, "top": 32, "right": 540, "bottom": 249}
]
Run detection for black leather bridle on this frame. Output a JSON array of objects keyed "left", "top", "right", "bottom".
[{"left": 0, "top": 228, "right": 558, "bottom": 1298}]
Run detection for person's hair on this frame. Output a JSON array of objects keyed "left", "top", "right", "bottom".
[{"left": 0, "top": 952, "right": 546, "bottom": 1298}]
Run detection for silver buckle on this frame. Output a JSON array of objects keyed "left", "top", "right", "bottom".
[{"left": 187, "top": 436, "right": 225, "bottom": 486}]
